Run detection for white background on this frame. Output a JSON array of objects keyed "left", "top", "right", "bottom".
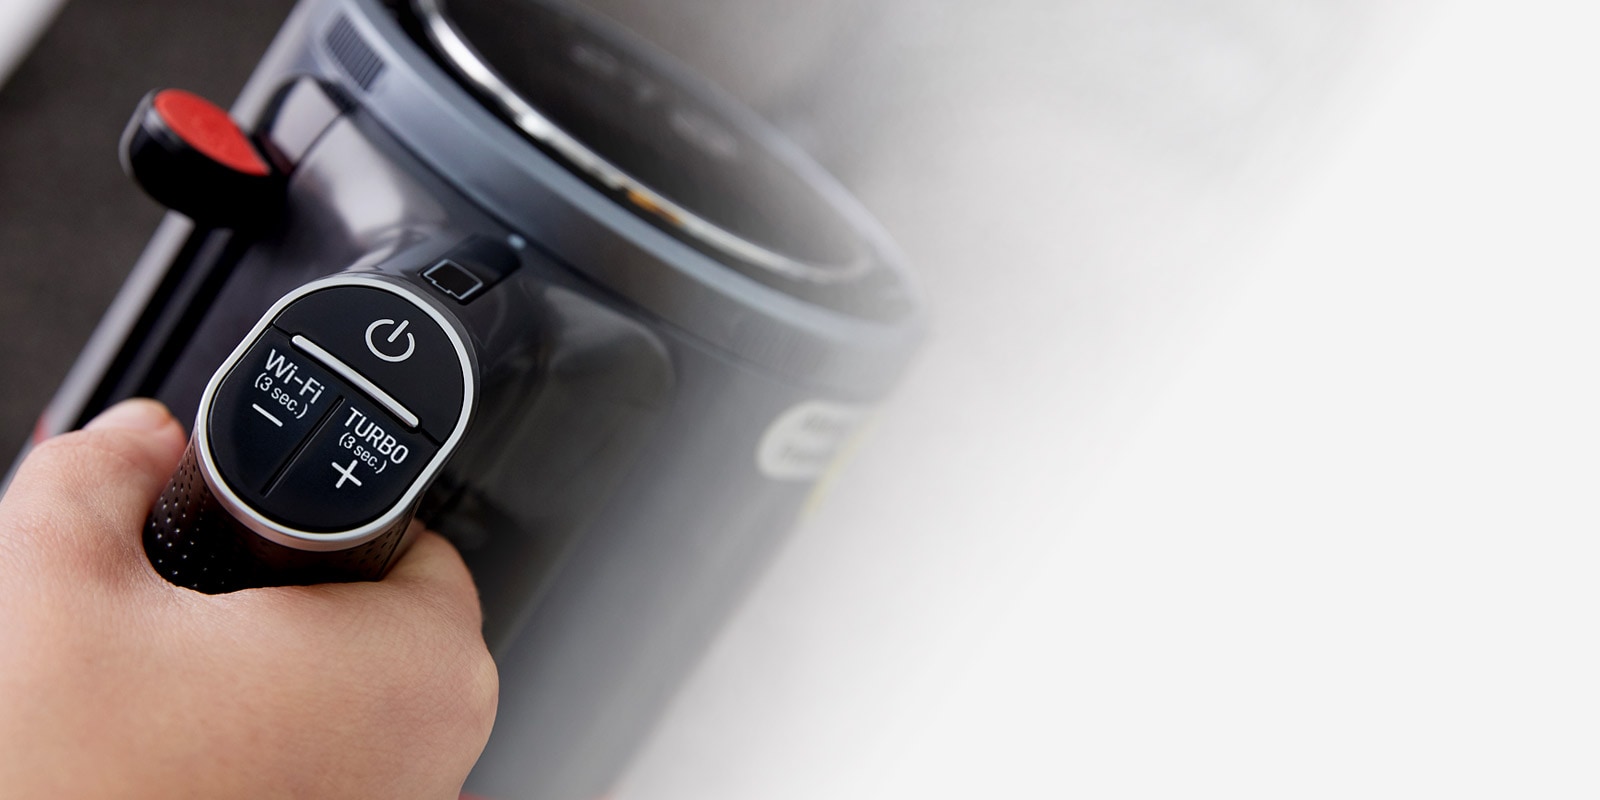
[{"left": 619, "top": 1, "right": 1600, "bottom": 797}]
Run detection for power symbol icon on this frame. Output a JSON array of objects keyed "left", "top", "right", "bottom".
[{"left": 365, "top": 318, "right": 416, "bottom": 363}]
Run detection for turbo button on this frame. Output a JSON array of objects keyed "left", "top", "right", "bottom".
[{"left": 257, "top": 398, "right": 437, "bottom": 533}]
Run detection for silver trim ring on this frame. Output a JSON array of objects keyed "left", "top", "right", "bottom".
[
  {"left": 409, "top": 0, "right": 874, "bottom": 284},
  {"left": 192, "top": 274, "right": 476, "bottom": 552}
]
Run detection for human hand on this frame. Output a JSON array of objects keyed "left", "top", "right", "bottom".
[{"left": 0, "top": 399, "right": 497, "bottom": 799}]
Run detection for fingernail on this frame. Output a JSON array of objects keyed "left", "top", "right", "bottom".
[{"left": 85, "top": 398, "right": 174, "bottom": 432}]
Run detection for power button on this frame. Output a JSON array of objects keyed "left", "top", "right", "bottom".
[
  {"left": 273, "top": 286, "right": 466, "bottom": 439},
  {"left": 365, "top": 318, "right": 415, "bottom": 363}
]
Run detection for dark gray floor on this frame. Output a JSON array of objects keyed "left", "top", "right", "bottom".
[{"left": 0, "top": 0, "right": 297, "bottom": 457}]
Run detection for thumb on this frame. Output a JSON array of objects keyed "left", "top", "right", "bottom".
[{"left": 0, "top": 399, "right": 188, "bottom": 575}]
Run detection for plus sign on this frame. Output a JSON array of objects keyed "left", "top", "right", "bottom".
[{"left": 332, "top": 459, "right": 363, "bottom": 489}]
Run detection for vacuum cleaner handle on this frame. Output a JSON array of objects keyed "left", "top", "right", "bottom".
[
  {"left": 143, "top": 277, "right": 476, "bottom": 594},
  {"left": 144, "top": 441, "right": 417, "bottom": 593}
]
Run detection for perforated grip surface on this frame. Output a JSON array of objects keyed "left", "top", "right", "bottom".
[{"left": 144, "top": 439, "right": 414, "bottom": 594}]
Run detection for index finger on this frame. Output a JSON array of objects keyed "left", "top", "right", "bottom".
[{"left": 0, "top": 400, "right": 187, "bottom": 578}]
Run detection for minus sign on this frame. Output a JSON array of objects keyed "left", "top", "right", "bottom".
[{"left": 251, "top": 403, "right": 284, "bottom": 427}]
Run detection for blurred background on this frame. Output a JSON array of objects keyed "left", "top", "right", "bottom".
[{"left": 4, "top": 0, "right": 1599, "bottom": 797}]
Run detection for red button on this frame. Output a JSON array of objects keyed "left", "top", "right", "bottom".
[{"left": 152, "top": 89, "right": 270, "bottom": 177}]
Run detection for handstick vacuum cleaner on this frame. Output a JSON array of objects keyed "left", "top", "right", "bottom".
[{"left": 26, "top": 0, "right": 921, "bottom": 796}]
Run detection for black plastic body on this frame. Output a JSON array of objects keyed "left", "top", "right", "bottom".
[
  {"left": 146, "top": 440, "right": 416, "bottom": 592},
  {"left": 25, "top": 1, "right": 922, "bottom": 797}
]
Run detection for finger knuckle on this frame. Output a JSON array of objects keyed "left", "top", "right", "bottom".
[{"left": 464, "top": 647, "right": 499, "bottom": 731}]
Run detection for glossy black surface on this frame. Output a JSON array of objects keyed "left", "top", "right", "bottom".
[
  {"left": 263, "top": 395, "right": 436, "bottom": 531},
  {"left": 207, "top": 328, "right": 345, "bottom": 494},
  {"left": 274, "top": 285, "right": 465, "bottom": 439}
]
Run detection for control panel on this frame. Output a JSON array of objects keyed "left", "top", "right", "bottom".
[{"left": 144, "top": 275, "right": 476, "bottom": 591}]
